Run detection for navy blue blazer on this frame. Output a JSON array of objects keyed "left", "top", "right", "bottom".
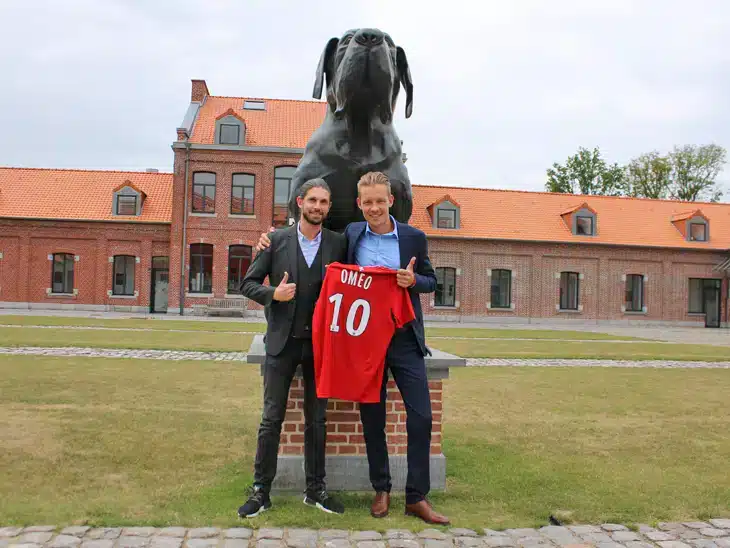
[{"left": 345, "top": 221, "right": 437, "bottom": 357}]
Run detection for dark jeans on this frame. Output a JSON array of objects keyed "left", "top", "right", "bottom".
[
  {"left": 359, "top": 328, "right": 433, "bottom": 505},
  {"left": 253, "top": 337, "right": 328, "bottom": 495}
]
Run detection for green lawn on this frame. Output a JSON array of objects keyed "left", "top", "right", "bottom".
[
  {"left": 0, "top": 327, "right": 253, "bottom": 352},
  {"left": 0, "top": 315, "right": 266, "bottom": 333},
  {"left": 431, "top": 338, "right": 730, "bottom": 361},
  {"left": 0, "top": 314, "right": 646, "bottom": 341},
  {"left": 3, "top": 324, "right": 730, "bottom": 361},
  {"left": 2, "top": 355, "right": 729, "bottom": 530}
]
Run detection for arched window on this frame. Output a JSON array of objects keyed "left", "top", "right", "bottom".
[
  {"left": 228, "top": 245, "right": 252, "bottom": 293},
  {"left": 192, "top": 172, "right": 216, "bottom": 213},
  {"left": 189, "top": 243, "right": 213, "bottom": 293},
  {"left": 231, "top": 173, "right": 255, "bottom": 215}
]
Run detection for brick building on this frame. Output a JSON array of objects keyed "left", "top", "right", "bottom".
[{"left": 1, "top": 78, "right": 729, "bottom": 327}]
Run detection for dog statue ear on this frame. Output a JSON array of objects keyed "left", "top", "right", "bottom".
[
  {"left": 396, "top": 46, "right": 413, "bottom": 118},
  {"left": 313, "top": 37, "right": 339, "bottom": 100}
]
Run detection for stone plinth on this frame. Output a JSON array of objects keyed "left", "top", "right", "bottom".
[{"left": 246, "top": 334, "right": 466, "bottom": 492}]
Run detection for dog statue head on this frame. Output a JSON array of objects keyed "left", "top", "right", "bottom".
[{"left": 312, "top": 28, "right": 413, "bottom": 128}]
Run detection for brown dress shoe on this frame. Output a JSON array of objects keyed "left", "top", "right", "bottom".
[
  {"left": 404, "top": 499, "right": 450, "bottom": 525},
  {"left": 370, "top": 491, "right": 390, "bottom": 518}
]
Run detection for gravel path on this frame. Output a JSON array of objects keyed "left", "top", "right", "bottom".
[
  {"left": 4, "top": 346, "right": 730, "bottom": 368},
  {"left": 1, "top": 521, "right": 730, "bottom": 548},
  {"left": 466, "top": 358, "right": 730, "bottom": 369},
  {"left": 0, "top": 346, "right": 248, "bottom": 362}
]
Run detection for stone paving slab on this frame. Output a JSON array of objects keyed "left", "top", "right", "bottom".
[{"left": 0, "top": 524, "right": 729, "bottom": 548}]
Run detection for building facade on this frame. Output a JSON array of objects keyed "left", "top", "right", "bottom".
[{"left": 1, "top": 79, "right": 728, "bottom": 327}]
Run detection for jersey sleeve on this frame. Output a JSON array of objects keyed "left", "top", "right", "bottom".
[{"left": 391, "top": 278, "right": 416, "bottom": 328}]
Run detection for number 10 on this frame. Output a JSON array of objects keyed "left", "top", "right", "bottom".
[{"left": 329, "top": 293, "right": 371, "bottom": 336}]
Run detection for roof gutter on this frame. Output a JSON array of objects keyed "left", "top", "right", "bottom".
[
  {"left": 171, "top": 142, "right": 305, "bottom": 154},
  {"left": 423, "top": 233, "right": 730, "bottom": 253},
  {"left": 0, "top": 216, "right": 170, "bottom": 225},
  {"left": 180, "top": 141, "right": 191, "bottom": 316}
]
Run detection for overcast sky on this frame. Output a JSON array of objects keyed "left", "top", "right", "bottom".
[{"left": 1, "top": 0, "right": 729, "bottom": 195}]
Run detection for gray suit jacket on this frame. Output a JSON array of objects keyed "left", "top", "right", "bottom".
[{"left": 240, "top": 224, "right": 347, "bottom": 357}]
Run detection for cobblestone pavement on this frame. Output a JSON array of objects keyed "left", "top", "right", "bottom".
[
  {"left": 4, "top": 346, "right": 730, "bottom": 368},
  {"left": 1, "top": 522, "right": 730, "bottom": 548}
]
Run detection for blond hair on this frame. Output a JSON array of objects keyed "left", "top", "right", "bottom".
[{"left": 357, "top": 171, "right": 392, "bottom": 195}]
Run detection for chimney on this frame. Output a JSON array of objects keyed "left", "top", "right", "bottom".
[
  {"left": 191, "top": 79, "right": 210, "bottom": 102},
  {"left": 146, "top": 168, "right": 159, "bottom": 173}
]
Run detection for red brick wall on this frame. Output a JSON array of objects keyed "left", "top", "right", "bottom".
[
  {"left": 2, "top": 157, "right": 728, "bottom": 327},
  {"left": 0, "top": 219, "right": 169, "bottom": 309},
  {"left": 278, "top": 378, "right": 444, "bottom": 456},
  {"left": 423, "top": 238, "right": 728, "bottom": 325},
  {"left": 167, "top": 147, "right": 302, "bottom": 312}
]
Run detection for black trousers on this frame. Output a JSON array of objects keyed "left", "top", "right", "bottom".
[
  {"left": 359, "top": 328, "right": 433, "bottom": 505},
  {"left": 253, "top": 336, "right": 328, "bottom": 494}
]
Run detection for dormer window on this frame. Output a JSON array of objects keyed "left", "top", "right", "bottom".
[
  {"left": 219, "top": 123, "right": 240, "bottom": 145},
  {"left": 437, "top": 208, "right": 456, "bottom": 229},
  {"left": 214, "top": 110, "right": 245, "bottom": 146},
  {"left": 429, "top": 197, "right": 460, "bottom": 229},
  {"left": 116, "top": 195, "right": 137, "bottom": 215},
  {"left": 561, "top": 204, "right": 597, "bottom": 236},
  {"left": 689, "top": 221, "right": 707, "bottom": 241},
  {"left": 575, "top": 214, "right": 594, "bottom": 236},
  {"left": 672, "top": 210, "right": 709, "bottom": 242},
  {"left": 113, "top": 182, "right": 144, "bottom": 216}
]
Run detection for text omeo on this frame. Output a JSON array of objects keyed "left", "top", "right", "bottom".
[{"left": 340, "top": 269, "right": 373, "bottom": 289}]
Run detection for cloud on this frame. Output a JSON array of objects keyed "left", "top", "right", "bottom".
[{"left": 0, "top": 0, "right": 728, "bottom": 194}]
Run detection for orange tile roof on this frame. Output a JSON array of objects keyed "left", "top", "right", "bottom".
[
  {"left": 189, "top": 96, "right": 327, "bottom": 148},
  {"left": 0, "top": 167, "right": 173, "bottom": 223},
  {"left": 410, "top": 185, "right": 730, "bottom": 251}
]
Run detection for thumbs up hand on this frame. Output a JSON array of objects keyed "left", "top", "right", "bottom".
[
  {"left": 273, "top": 271, "right": 297, "bottom": 301},
  {"left": 397, "top": 257, "right": 417, "bottom": 288}
]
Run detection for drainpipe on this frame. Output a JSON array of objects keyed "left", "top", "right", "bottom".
[{"left": 180, "top": 141, "right": 191, "bottom": 315}]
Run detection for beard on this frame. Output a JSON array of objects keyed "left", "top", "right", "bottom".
[{"left": 302, "top": 210, "right": 324, "bottom": 225}]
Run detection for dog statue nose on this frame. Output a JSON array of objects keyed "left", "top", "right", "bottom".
[{"left": 354, "top": 28, "right": 384, "bottom": 47}]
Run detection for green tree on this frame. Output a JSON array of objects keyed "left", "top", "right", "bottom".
[
  {"left": 668, "top": 144, "right": 727, "bottom": 202},
  {"left": 545, "top": 147, "right": 625, "bottom": 196},
  {"left": 623, "top": 151, "right": 672, "bottom": 199}
]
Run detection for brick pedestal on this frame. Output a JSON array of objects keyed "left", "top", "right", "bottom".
[{"left": 246, "top": 335, "right": 464, "bottom": 492}]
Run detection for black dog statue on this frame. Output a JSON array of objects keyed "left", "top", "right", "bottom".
[{"left": 287, "top": 28, "right": 414, "bottom": 232}]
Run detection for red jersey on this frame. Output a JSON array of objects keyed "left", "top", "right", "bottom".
[{"left": 312, "top": 262, "right": 416, "bottom": 403}]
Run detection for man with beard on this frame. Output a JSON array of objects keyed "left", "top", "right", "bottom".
[
  {"left": 254, "top": 172, "right": 449, "bottom": 525},
  {"left": 237, "top": 178, "right": 347, "bottom": 518}
]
